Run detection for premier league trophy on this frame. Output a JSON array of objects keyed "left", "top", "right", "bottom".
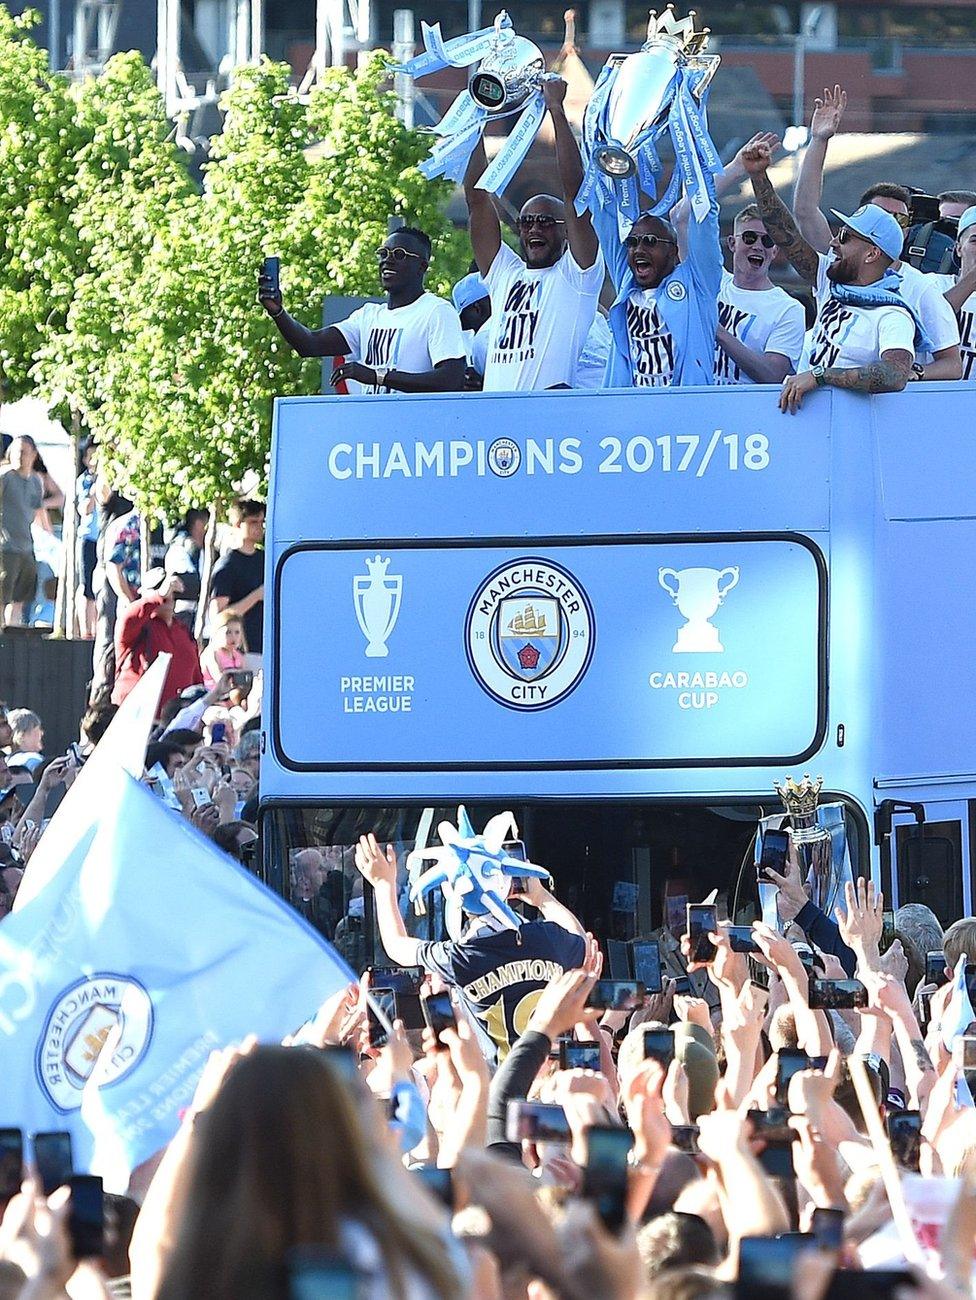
[
  {"left": 576, "top": 6, "right": 722, "bottom": 224},
  {"left": 394, "top": 11, "right": 550, "bottom": 195},
  {"left": 775, "top": 775, "right": 834, "bottom": 913},
  {"left": 353, "top": 555, "right": 402, "bottom": 658}
]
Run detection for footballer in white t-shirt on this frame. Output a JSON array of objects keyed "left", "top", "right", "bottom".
[
  {"left": 801, "top": 250, "right": 915, "bottom": 372},
  {"left": 715, "top": 207, "right": 806, "bottom": 385},
  {"left": 932, "top": 206, "right": 976, "bottom": 381},
  {"left": 259, "top": 227, "right": 465, "bottom": 393}
]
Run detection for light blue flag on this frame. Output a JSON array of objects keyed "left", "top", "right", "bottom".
[{"left": 0, "top": 766, "right": 355, "bottom": 1190}]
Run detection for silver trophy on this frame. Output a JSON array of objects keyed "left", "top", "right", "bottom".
[
  {"left": 469, "top": 12, "right": 546, "bottom": 113},
  {"left": 775, "top": 775, "right": 834, "bottom": 914},
  {"left": 589, "top": 6, "right": 719, "bottom": 180}
]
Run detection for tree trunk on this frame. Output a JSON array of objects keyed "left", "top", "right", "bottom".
[
  {"left": 194, "top": 500, "right": 221, "bottom": 646},
  {"left": 53, "top": 411, "right": 81, "bottom": 638}
]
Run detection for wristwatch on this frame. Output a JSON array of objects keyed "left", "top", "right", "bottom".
[
  {"left": 373, "top": 367, "right": 388, "bottom": 389},
  {"left": 910, "top": 362, "right": 925, "bottom": 382},
  {"left": 811, "top": 364, "right": 827, "bottom": 387}
]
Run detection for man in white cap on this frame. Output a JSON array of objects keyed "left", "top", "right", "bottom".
[
  {"left": 742, "top": 137, "right": 919, "bottom": 413},
  {"left": 932, "top": 206, "right": 976, "bottom": 381}
]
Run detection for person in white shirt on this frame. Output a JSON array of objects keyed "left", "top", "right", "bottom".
[
  {"left": 715, "top": 204, "right": 806, "bottom": 384},
  {"left": 792, "top": 86, "right": 961, "bottom": 383},
  {"left": 451, "top": 272, "right": 491, "bottom": 386},
  {"left": 258, "top": 227, "right": 465, "bottom": 393},
  {"left": 931, "top": 205, "right": 976, "bottom": 381},
  {"left": 464, "top": 77, "right": 604, "bottom": 392},
  {"left": 742, "top": 138, "right": 916, "bottom": 413}
]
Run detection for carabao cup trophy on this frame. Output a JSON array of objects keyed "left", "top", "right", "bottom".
[
  {"left": 576, "top": 6, "right": 722, "bottom": 224},
  {"left": 394, "top": 11, "right": 550, "bottom": 195},
  {"left": 775, "top": 774, "right": 835, "bottom": 913}
]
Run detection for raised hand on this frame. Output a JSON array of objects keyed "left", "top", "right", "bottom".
[
  {"left": 810, "top": 85, "right": 847, "bottom": 141},
  {"left": 542, "top": 74, "right": 568, "bottom": 111},
  {"left": 739, "top": 136, "right": 780, "bottom": 176},
  {"left": 735, "top": 131, "right": 780, "bottom": 171},
  {"left": 354, "top": 833, "right": 398, "bottom": 887},
  {"left": 834, "top": 878, "right": 883, "bottom": 963}
]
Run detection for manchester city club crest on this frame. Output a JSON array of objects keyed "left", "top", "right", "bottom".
[
  {"left": 487, "top": 437, "right": 521, "bottom": 477},
  {"left": 35, "top": 974, "right": 154, "bottom": 1113},
  {"left": 465, "top": 557, "right": 594, "bottom": 710}
]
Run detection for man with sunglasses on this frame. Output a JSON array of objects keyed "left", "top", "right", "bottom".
[
  {"left": 793, "top": 87, "right": 961, "bottom": 383},
  {"left": 715, "top": 205, "right": 806, "bottom": 385},
  {"left": 464, "top": 77, "right": 603, "bottom": 392},
  {"left": 743, "top": 137, "right": 919, "bottom": 413},
  {"left": 258, "top": 228, "right": 465, "bottom": 394}
]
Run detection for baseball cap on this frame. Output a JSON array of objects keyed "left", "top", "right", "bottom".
[
  {"left": 141, "top": 566, "right": 168, "bottom": 593},
  {"left": 829, "top": 203, "right": 904, "bottom": 261},
  {"left": 451, "top": 272, "right": 489, "bottom": 314},
  {"left": 959, "top": 205, "right": 976, "bottom": 238}
]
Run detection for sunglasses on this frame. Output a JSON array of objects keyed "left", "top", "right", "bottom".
[
  {"left": 739, "top": 229, "right": 775, "bottom": 248},
  {"left": 892, "top": 211, "right": 911, "bottom": 229},
  {"left": 624, "top": 233, "right": 676, "bottom": 250},
  {"left": 375, "top": 246, "right": 423, "bottom": 263},
  {"left": 517, "top": 214, "right": 566, "bottom": 230},
  {"left": 836, "top": 226, "right": 869, "bottom": 246}
]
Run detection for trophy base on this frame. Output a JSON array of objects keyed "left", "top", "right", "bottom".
[
  {"left": 596, "top": 145, "right": 636, "bottom": 179},
  {"left": 364, "top": 644, "right": 390, "bottom": 658},
  {"left": 672, "top": 623, "right": 723, "bottom": 653}
]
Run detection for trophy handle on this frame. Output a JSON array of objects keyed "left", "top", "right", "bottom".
[
  {"left": 658, "top": 568, "right": 680, "bottom": 600},
  {"left": 716, "top": 567, "right": 739, "bottom": 600}
]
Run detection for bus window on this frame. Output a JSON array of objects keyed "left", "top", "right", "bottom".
[{"left": 895, "top": 821, "right": 963, "bottom": 926}]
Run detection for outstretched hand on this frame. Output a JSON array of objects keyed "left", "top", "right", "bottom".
[
  {"left": 355, "top": 833, "right": 398, "bottom": 888},
  {"left": 810, "top": 84, "right": 847, "bottom": 141}
]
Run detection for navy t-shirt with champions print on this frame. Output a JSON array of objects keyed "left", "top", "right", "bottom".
[{"left": 417, "top": 921, "right": 586, "bottom": 1060}]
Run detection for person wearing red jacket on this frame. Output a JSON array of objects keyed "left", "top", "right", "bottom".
[{"left": 112, "top": 570, "right": 203, "bottom": 708}]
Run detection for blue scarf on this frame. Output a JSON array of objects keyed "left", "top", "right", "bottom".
[{"left": 829, "top": 267, "right": 933, "bottom": 355}]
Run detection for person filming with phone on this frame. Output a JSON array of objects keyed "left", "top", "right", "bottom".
[
  {"left": 257, "top": 229, "right": 466, "bottom": 394},
  {"left": 112, "top": 570, "right": 203, "bottom": 708}
]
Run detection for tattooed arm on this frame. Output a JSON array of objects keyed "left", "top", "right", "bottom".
[
  {"left": 823, "top": 348, "right": 913, "bottom": 393},
  {"left": 740, "top": 137, "right": 821, "bottom": 284}
]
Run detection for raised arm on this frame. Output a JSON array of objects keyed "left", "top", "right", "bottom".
[
  {"left": 741, "top": 137, "right": 821, "bottom": 284},
  {"left": 543, "top": 77, "right": 599, "bottom": 270},
  {"left": 354, "top": 834, "right": 421, "bottom": 968},
  {"left": 257, "top": 264, "right": 351, "bottom": 357},
  {"left": 464, "top": 137, "right": 502, "bottom": 277},
  {"left": 674, "top": 131, "right": 780, "bottom": 260},
  {"left": 794, "top": 86, "right": 846, "bottom": 254}
]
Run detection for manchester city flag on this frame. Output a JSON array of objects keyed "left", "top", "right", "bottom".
[{"left": 0, "top": 765, "right": 355, "bottom": 1190}]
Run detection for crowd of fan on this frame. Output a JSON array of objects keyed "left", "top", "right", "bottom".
[{"left": 2, "top": 826, "right": 976, "bottom": 1297}]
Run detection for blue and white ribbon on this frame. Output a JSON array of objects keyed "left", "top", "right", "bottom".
[
  {"left": 395, "top": 21, "right": 496, "bottom": 78},
  {"left": 475, "top": 91, "right": 548, "bottom": 194}
]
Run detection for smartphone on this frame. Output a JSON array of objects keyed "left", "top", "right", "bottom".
[
  {"left": 606, "top": 939, "right": 631, "bottom": 980},
  {"left": 672, "top": 973, "right": 692, "bottom": 995},
  {"left": 758, "top": 829, "right": 790, "bottom": 881},
  {"left": 0, "top": 1128, "right": 23, "bottom": 1198},
  {"left": 643, "top": 1028, "right": 675, "bottom": 1070},
  {"left": 588, "top": 980, "right": 645, "bottom": 1011},
  {"left": 810, "top": 1206, "right": 845, "bottom": 1250},
  {"left": 631, "top": 940, "right": 663, "bottom": 994},
  {"left": 391, "top": 990, "right": 426, "bottom": 1031},
  {"left": 260, "top": 255, "right": 281, "bottom": 302},
  {"left": 826, "top": 1270, "right": 918, "bottom": 1299},
  {"left": 738, "top": 1234, "right": 815, "bottom": 1293},
  {"left": 560, "top": 1040, "right": 602, "bottom": 1071},
  {"left": 582, "top": 1125, "right": 633, "bottom": 1234},
  {"left": 367, "top": 988, "right": 395, "bottom": 1050},
  {"left": 227, "top": 669, "right": 254, "bottom": 693},
  {"left": 366, "top": 965, "right": 422, "bottom": 994},
  {"left": 210, "top": 721, "right": 227, "bottom": 744},
  {"left": 727, "top": 925, "right": 760, "bottom": 955},
  {"left": 775, "top": 1049, "right": 813, "bottom": 1104},
  {"left": 808, "top": 978, "right": 868, "bottom": 1010},
  {"left": 505, "top": 1100, "right": 571, "bottom": 1143},
  {"left": 32, "top": 1131, "right": 73, "bottom": 1195},
  {"left": 421, "top": 990, "right": 456, "bottom": 1047},
  {"left": 952, "top": 1036, "right": 976, "bottom": 1070},
  {"left": 687, "top": 903, "right": 718, "bottom": 964},
  {"left": 747, "top": 1107, "right": 796, "bottom": 1146},
  {"left": 925, "top": 951, "right": 949, "bottom": 987},
  {"left": 918, "top": 989, "right": 933, "bottom": 1031},
  {"left": 67, "top": 1175, "right": 104, "bottom": 1258},
  {"left": 502, "top": 838, "right": 526, "bottom": 862},
  {"left": 881, "top": 909, "right": 896, "bottom": 954},
  {"left": 189, "top": 786, "right": 211, "bottom": 809},
  {"left": 886, "top": 1109, "right": 922, "bottom": 1172},
  {"left": 287, "top": 1248, "right": 361, "bottom": 1300},
  {"left": 411, "top": 1165, "right": 453, "bottom": 1208},
  {"left": 67, "top": 742, "right": 86, "bottom": 767},
  {"left": 671, "top": 1124, "right": 700, "bottom": 1155}
]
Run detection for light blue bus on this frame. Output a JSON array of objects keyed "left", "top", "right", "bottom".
[{"left": 258, "top": 382, "right": 976, "bottom": 956}]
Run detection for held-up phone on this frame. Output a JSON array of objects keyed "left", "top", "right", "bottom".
[
  {"left": 925, "top": 951, "right": 949, "bottom": 987},
  {"left": 560, "top": 1040, "right": 602, "bottom": 1071},
  {"left": 918, "top": 989, "right": 933, "bottom": 1031},
  {"left": 582, "top": 1125, "right": 633, "bottom": 1234},
  {"left": 643, "top": 1028, "right": 675, "bottom": 1070},
  {"left": 505, "top": 1100, "right": 571, "bottom": 1144},
  {"left": 727, "top": 925, "right": 760, "bottom": 955},
  {"left": 391, "top": 990, "right": 426, "bottom": 1031},
  {"left": 747, "top": 1107, "right": 796, "bottom": 1146},
  {"left": 607, "top": 939, "right": 631, "bottom": 980},
  {"left": 808, "top": 978, "right": 868, "bottom": 1010},
  {"left": 758, "top": 829, "right": 790, "bottom": 881},
  {"left": 260, "top": 256, "right": 281, "bottom": 303},
  {"left": 68, "top": 1175, "right": 104, "bottom": 1258},
  {"left": 0, "top": 1128, "right": 23, "bottom": 1198},
  {"left": 588, "top": 980, "right": 644, "bottom": 1011},
  {"left": 227, "top": 669, "right": 254, "bottom": 694},
  {"left": 670, "top": 1124, "right": 700, "bottom": 1155},
  {"left": 189, "top": 786, "right": 211, "bottom": 809},
  {"left": 737, "top": 1234, "right": 816, "bottom": 1296},
  {"left": 631, "top": 940, "right": 663, "bottom": 994},
  {"left": 412, "top": 1165, "right": 453, "bottom": 1209},
  {"left": 775, "top": 1049, "right": 813, "bottom": 1105},
  {"left": 810, "top": 1206, "right": 845, "bottom": 1250},
  {"left": 502, "top": 838, "right": 526, "bottom": 862},
  {"left": 687, "top": 903, "right": 718, "bottom": 964},
  {"left": 886, "top": 1109, "right": 922, "bottom": 1172},
  {"left": 880, "top": 910, "right": 896, "bottom": 953},
  {"left": 421, "top": 990, "right": 456, "bottom": 1047},
  {"left": 67, "top": 742, "right": 86, "bottom": 768},
  {"left": 32, "top": 1131, "right": 73, "bottom": 1195},
  {"left": 210, "top": 721, "right": 227, "bottom": 744},
  {"left": 367, "top": 989, "right": 395, "bottom": 1051},
  {"left": 366, "top": 965, "right": 422, "bottom": 994},
  {"left": 287, "top": 1248, "right": 361, "bottom": 1300}
]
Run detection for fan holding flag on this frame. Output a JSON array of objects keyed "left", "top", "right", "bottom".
[{"left": 354, "top": 808, "right": 587, "bottom": 1061}]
